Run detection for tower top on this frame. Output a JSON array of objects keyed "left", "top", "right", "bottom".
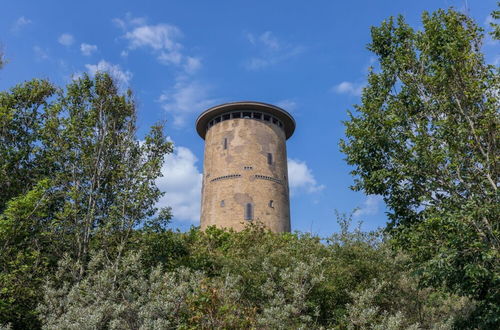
[{"left": 196, "top": 101, "right": 296, "bottom": 140}]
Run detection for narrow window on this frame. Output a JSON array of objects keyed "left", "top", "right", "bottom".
[
  {"left": 220, "top": 200, "right": 225, "bottom": 207},
  {"left": 263, "top": 114, "right": 270, "bottom": 121},
  {"left": 232, "top": 112, "right": 241, "bottom": 118},
  {"left": 269, "top": 200, "right": 274, "bottom": 208},
  {"left": 222, "top": 114, "right": 230, "bottom": 121},
  {"left": 267, "top": 153, "right": 273, "bottom": 165},
  {"left": 244, "top": 203, "right": 253, "bottom": 220},
  {"left": 253, "top": 112, "right": 262, "bottom": 119},
  {"left": 243, "top": 112, "right": 251, "bottom": 118},
  {"left": 223, "top": 138, "right": 228, "bottom": 150},
  {"left": 215, "top": 117, "right": 221, "bottom": 123}
]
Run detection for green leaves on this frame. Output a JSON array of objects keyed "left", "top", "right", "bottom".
[
  {"left": 341, "top": 7, "right": 499, "bottom": 327},
  {"left": 0, "top": 73, "right": 173, "bottom": 328}
]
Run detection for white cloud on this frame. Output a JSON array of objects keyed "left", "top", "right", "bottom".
[
  {"left": 156, "top": 145, "right": 202, "bottom": 222},
  {"left": 85, "top": 60, "right": 132, "bottom": 87},
  {"left": 287, "top": 158, "right": 324, "bottom": 194},
  {"left": 275, "top": 99, "right": 297, "bottom": 113},
  {"left": 184, "top": 56, "right": 202, "bottom": 74},
  {"left": 159, "top": 80, "right": 217, "bottom": 126},
  {"left": 332, "top": 81, "right": 364, "bottom": 96},
  {"left": 12, "top": 16, "right": 32, "bottom": 31},
  {"left": 116, "top": 18, "right": 201, "bottom": 75},
  {"left": 80, "top": 43, "right": 97, "bottom": 56},
  {"left": 125, "top": 23, "right": 182, "bottom": 51},
  {"left": 112, "top": 13, "right": 147, "bottom": 31},
  {"left": 353, "top": 195, "right": 384, "bottom": 217},
  {"left": 58, "top": 33, "right": 75, "bottom": 46},
  {"left": 33, "top": 46, "right": 49, "bottom": 61},
  {"left": 245, "top": 31, "right": 304, "bottom": 70}
]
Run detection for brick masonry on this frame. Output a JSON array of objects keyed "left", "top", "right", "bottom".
[{"left": 198, "top": 103, "right": 294, "bottom": 232}]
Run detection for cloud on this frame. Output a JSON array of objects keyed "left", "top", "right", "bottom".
[
  {"left": 85, "top": 60, "right": 132, "bottom": 87},
  {"left": 287, "top": 158, "right": 324, "bottom": 194},
  {"left": 125, "top": 23, "right": 182, "bottom": 51},
  {"left": 184, "top": 56, "right": 202, "bottom": 74},
  {"left": 12, "top": 16, "right": 32, "bottom": 31},
  {"left": 353, "top": 195, "right": 383, "bottom": 217},
  {"left": 80, "top": 43, "right": 97, "bottom": 56},
  {"left": 156, "top": 145, "right": 202, "bottom": 222},
  {"left": 58, "top": 33, "right": 75, "bottom": 46},
  {"left": 332, "top": 81, "right": 364, "bottom": 96},
  {"left": 245, "top": 31, "right": 304, "bottom": 70},
  {"left": 112, "top": 13, "right": 147, "bottom": 31},
  {"left": 159, "top": 80, "right": 217, "bottom": 126},
  {"left": 33, "top": 46, "right": 49, "bottom": 61},
  {"left": 115, "top": 17, "right": 201, "bottom": 75},
  {"left": 275, "top": 99, "right": 297, "bottom": 113}
]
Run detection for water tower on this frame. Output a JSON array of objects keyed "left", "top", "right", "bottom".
[{"left": 196, "top": 101, "right": 295, "bottom": 232}]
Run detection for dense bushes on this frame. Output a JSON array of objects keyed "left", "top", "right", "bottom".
[{"left": 34, "top": 219, "right": 471, "bottom": 329}]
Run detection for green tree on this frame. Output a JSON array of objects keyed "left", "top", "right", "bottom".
[
  {"left": 0, "top": 73, "right": 172, "bottom": 328},
  {"left": 340, "top": 8, "right": 499, "bottom": 327}
]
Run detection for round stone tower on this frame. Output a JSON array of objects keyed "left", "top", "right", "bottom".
[{"left": 196, "top": 101, "right": 295, "bottom": 232}]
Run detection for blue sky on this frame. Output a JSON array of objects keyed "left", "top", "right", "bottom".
[{"left": 1, "top": 0, "right": 498, "bottom": 236}]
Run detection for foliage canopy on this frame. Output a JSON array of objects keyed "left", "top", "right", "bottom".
[{"left": 340, "top": 8, "right": 499, "bottom": 327}]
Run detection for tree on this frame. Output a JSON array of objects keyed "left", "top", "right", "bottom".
[
  {"left": 0, "top": 73, "right": 172, "bottom": 328},
  {"left": 340, "top": 8, "right": 499, "bottom": 327}
]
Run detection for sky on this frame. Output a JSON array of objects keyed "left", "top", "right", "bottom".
[{"left": 1, "top": 0, "right": 498, "bottom": 237}]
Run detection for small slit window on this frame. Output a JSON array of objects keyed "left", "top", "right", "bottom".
[
  {"left": 269, "top": 200, "right": 274, "bottom": 208},
  {"left": 245, "top": 203, "right": 253, "bottom": 220},
  {"left": 267, "top": 153, "right": 273, "bottom": 165},
  {"left": 220, "top": 200, "right": 225, "bottom": 207},
  {"left": 223, "top": 138, "right": 228, "bottom": 150}
]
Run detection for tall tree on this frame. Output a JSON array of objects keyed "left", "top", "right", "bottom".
[
  {"left": 340, "top": 8, "right": 499, "bottom": 327},
  {"left": 0, "top": 73, "right": 172, "bottom": 328}
]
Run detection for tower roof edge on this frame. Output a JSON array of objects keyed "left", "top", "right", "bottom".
[{"left": 196, "top": 101, "right": 296, "bottom": 140}]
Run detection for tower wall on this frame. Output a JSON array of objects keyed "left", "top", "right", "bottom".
[{"left": 198, "top": 103, "right": 294, "bottom": 232}]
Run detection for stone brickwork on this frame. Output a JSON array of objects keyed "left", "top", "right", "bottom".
[{"left": 196, "top": 102, "right": 295, "bottom": 232}]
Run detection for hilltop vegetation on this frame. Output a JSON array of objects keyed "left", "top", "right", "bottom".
[{"left": 1, "top": 6, "right": 499, "bottom": 329}]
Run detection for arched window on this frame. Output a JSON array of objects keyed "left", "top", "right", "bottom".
[
  {"left": 267, "top": 153, "right": 273, "bottom": 165},
  {"left": 244, "top": 203, "right": 253, "bottom": 220}
]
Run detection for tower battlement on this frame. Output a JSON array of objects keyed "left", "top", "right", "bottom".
[{"left": 197, "top": 101, "right": 295, "bottom": 232}]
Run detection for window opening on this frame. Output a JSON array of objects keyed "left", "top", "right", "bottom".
[
  {"left": 272, "top": 118, "right": 278, "bottom": 124},
  {"left": 244, "top": 203, "right": 253, "bottom": 220},
  {"left": 222, "top": 114, "right": 230, "bottom": 121},
  {"left": 232, "top": 112, "right": 241, "bottom": 118},
  {"left": 263, "top": 114, "right": 270, "bottom": 121},
  {"left": 243, "top": 112, "right": 251, "bottom": 118},
  {"left": 253, "top": 112, "right": 262, "bottom": 119},
  {"left": 267, "top": 153, "right": 273, "bottom": 165},
  {"left": 269, "top": 200, "right": 274, "bottom": 208},
  {"left": 220, "top": 200, "right": 225, "bottom": 207},
  {"left": 215, "top": 117, "right": 221, "bottom": 123},
  {"left": 223, "top": 138, "right": 228, "bottom": 150}
]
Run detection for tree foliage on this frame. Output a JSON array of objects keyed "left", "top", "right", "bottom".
[
  {"left": 340, "top": 8, "right": 499, "bottom": 327},
  {"left": 0, "top": 73, "right": 172, "bottom": 328},
  {"left": 38, "top": 219, "right": 467, "bottom": 329}
]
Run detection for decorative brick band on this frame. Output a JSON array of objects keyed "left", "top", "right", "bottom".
[
  {"left": 210, "top": 174, "right": 242, "bottom": 182},
  {"left": 254, "top": 174, "right": 283, "bottom": 185}
]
